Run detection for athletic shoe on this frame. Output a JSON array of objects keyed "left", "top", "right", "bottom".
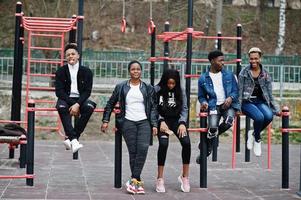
[
  {"left": 136, "top": 180, "right": 145, "bottom": 194},
  {"left": 125, "top": 178, "right": 137, "bottom": 194},
  {"left": 155, "top": 178, "right": 166, "bottom": 193},
  {"left": 71, "top": 139, "right": 83, "bottom": 153},
  {"left": 247, "top": 130, "right": 254, "bottom": 150},
  {"left": 254, "top": 140, "right": 262, "bottom": 157},
  {"left": 63, "top": 139, "right": 71, "bottom": 150},
  {"left": 178, "top": 175, "right": 190, "bottom": 192}
]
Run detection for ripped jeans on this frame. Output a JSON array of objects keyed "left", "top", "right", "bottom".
[{"left": 208, "top": 105, "right": 235, "bottom": 136}]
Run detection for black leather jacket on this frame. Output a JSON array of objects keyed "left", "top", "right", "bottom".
[{"left": 102, "top": 80, "right": 158, "bottom": 128}]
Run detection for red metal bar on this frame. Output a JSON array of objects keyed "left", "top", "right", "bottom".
[
  {"left": 187, "top": 128, "right": 208, "bottom": 132},
  {"left": 29, "top": 73, "right": 55, "bottom": 77},
  {"left": 34, "top": 99, "right": 56, "bottom": 104},
  {"left": 28, "top": 86, "right": 55, "bottom": 91},
  {"left": 281, "top": 128, "right": 301, "bottom": 133},
  {"left": 267, "top": 123, "right": 272, "bottom": 170},
  {"left": 184, "top": 74, "right": 200, "bottom": 78},
  {"left": 0, "top": 174, "right": 34, "bottom": 179},
  {"left": 35, "top": 126, "right": 59, "bottom": 131},
  {"left": 196, "top": 36, "right": 242, "bottom": 40},
  {"left": 31, "top": 33, "right": 62, "bottom": 37},
  {"left": 30, "top": 59, "right": 62, "bottom": 64},
  {"left": 36, "top": 113, "right": 58, "bottom": 117},
  {"left": 30, "top": 46, "right": 61, "bottom": 51},
  {"left": 0, "top": 120, "right": 26, "bottom": 124}
]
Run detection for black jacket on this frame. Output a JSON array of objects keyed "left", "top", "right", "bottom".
[
  {"left": 55, "top": 64, "right": 93, "bottom": 106},
  {"left": 102, "top": 80, "right": 158, "bottom": 128}
]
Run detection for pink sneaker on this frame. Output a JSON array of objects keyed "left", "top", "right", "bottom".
[
  {"left": 178, "top": 175, "right": 190, "bottom": 192},
  {"left": 136, "top": 181, "right": 145, "bottom": 194},
  {"left": 155, "top": 178, "right": 166, "bottom": 193},
  {"left": 125, "top": 178, "right": 137, "bottom": 194}
]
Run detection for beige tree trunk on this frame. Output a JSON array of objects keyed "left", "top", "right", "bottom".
[{"left": 275, "top": 0, "right": 287, "bottom": 55}]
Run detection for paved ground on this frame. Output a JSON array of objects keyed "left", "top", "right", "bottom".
[{"left": 0, "top": 140, "right": 300, "bottom": 200}]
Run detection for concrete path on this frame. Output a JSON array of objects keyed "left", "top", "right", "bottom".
[{"left": 0, "top": 140, "right": 300, "bottom": 200}]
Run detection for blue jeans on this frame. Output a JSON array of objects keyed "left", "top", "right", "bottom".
[{"left": 241, "top": 100, "right": 273, "bottom": 142}]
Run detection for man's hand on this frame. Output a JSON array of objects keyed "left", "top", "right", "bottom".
[
  {"left": 200, "top": 102, "right": 208, "bottom": 111},
  {"left": 101, "top": 122, "right": 109, "bottom": 133},
  {"left": 222, "top": 97, "right": 232, "bottom": 109},
  {"left": 69, "top": 103, "right": 80, "bottom": 116},
  {"left": 177, "top": 124, "right": 187, "bottom": 138},
  {"left": 152, "top": 127, "right": 158, "bottom": 136}
]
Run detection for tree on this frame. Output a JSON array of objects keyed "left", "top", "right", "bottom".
[{"left": 275, "top": 0, "right": 287, "bottom": 55}]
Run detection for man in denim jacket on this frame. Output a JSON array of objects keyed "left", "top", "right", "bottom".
[{"left": 197, "top": 50, "right": 240, "bottom": 159}]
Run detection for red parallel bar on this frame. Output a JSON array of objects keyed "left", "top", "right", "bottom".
[
  {"left": 24, "top": 22, "right": 73, "bottom": 28},
  {"left": 35, "top": 126, "right": 59, "bottom": 131},
  {"left": 30, "top": 59, "right": 62, "bottom": 64},
  {"left": 187, "top": 128, "right": 208, "bottom": 132},
  {"left": 224, "top": 59, "right": 242, "bottom": 64},
  {"left": 34, "top": 99, "right": 56, "bottom": 104},
  {"left": 30, "top": 46, "right": 61, "bottom": 51},
  {"left": 29, "top": 73, "right": 55, "bottom": 78},
  {"left": 23, "top": 16, "right": 77, "bottom": 21},
  {"left": 196, "top": 36, "right": 242, "bottom": 40},
  {"left": 28, "top": 86, "right": 55, "bottom": 91},
  {"left": 23, "top": 27, "right": 73, "bottom": 32},
  {"left": 281, "top": 128, "right": 301, "bottom": 133},
  {"left": 0, "top": 120, "right": 26, "bottom": 124},
  {"left": 0, "top": 174, "right": 34, "bottom": 179},
  {"left": 36, "top": 113, "right": 58, "bottom": 117},
  {"left": 267, "top": 123, "right": 272, "bottom": 170},
  {"left": 157, "top": 30, "right": 189, "bottom": 42},
  {"left": 94, "top": 108, "right": 105, "bottom": 113},
  {"left": 31, "top": 33, "right": 62, "bottom": 37},
  {"left": 27, "top": 107, "right": 57, "bottom": 112},
  {"left": 184, "top": 74, "right": 200, "bottom": 78}
]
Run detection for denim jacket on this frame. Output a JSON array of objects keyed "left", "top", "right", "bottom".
[
  {"left": 238, "top": 64, "right": 279, "bottom": 114},
  {"left": 198, "top": 68, "right": 240, "bottom": 111},
  {"left": 102, "top": 80, "right": 158, "bottom": 128}
]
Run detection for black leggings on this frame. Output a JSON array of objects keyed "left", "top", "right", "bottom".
[{"left": 157, "top": 118, "right": 191, "bottom": 166}]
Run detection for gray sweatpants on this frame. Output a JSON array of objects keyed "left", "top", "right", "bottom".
[{"left": 122, "top": 118, "right": 151, "bottom": 181}]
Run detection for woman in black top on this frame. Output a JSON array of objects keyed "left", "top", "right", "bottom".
[{"left": 154, "top": 69, "right": 191, "bottom": 193}]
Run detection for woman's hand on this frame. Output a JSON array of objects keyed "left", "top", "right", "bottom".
[
  {"left": 160, "top": 121, "right": 169, "bottom": 133},
  {"left": 177, "top": 124, "right": 187, "bottom": 138},
  {"left": 152, "top": 127, "right": 158, "bottom": 136}
]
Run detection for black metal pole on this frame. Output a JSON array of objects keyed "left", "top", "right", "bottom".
[
  {"left": 281, "top": 106, "right": 289, "bottom": 189},
  {"left": 73, "top": 117, "right": 79, "bottom": 160},
  {"left": 149, "top": 26, "right": 156, "bottom": 146},
  {"left": 26, "top": 101, "right": 35, "bottom": 186},
  {"left": 212, "top": 31, "right": 222, "bottom": 162},
  {"left": 77, "top": 0, "right": 84, "bottom": 65},
  {"left": 199, "top": 112, "right": 207, "bottom": 188},
  {"left": 236, "top": 24, "right": 242, "bottom": 153},
  {"left": 185, "top": 0, "right": 193, "bottom": 127},
  {"left": 69, "top": 15, "right": 77, "bottom": 43},
  {"left": 217, "top": 32, "right": 222, "bottom": 50},
  {"left": 11, "top": 2, "right": 23, "bottom": 123},
  {"left": 245, "top": 116, "right": 251, "bottom": 162},
  {"left": 114, "top": 106, "right": 122, "bottom": 188},
  {"left": 163, "top": 21, "right": 169, "bottom": 71},
  {"left": 11, "top": 2, "right": 23, "bottom": 160}
]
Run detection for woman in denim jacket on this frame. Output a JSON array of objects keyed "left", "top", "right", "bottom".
[
  {"left": 197, "top": 50, "right": 240, "bottom": 159},
  {"left": 101, "top": 60, "right": 158, "bottom": 194},
  {"left": 238, "top": 47, "right": 280, "bottom": 157}
]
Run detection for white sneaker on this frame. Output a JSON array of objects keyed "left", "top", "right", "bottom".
[
  {"left": 63, "top": 139, "right": 71, "bottom": 150},
  {"left": 178, "top": 175, "right": 190, "bottom": 192},
  {"left": 71, "top": 139, "right": 83, "bottom": 153},
  {"left": 247, "top": 131, "right": 254, "bottom": 150},
  {"left": 253, "top": 141, "right": 262, "bottom": 156},
  {"left": 156, "top": 178, "right": 166, "bottom": 193}
]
